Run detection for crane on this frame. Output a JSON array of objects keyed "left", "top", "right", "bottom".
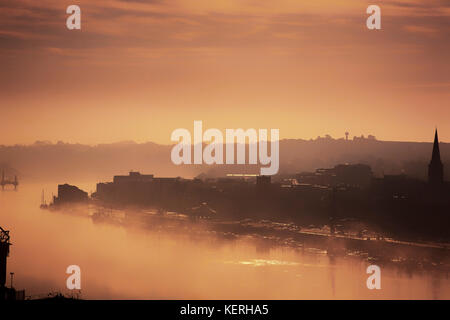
[
  {"left": 1, "top": 170, "right": 19, "bottom": 190},
  {"left": 0, "top": 226, "right": 11, "bottom": 288}
]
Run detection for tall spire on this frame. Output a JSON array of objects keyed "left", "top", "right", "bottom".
[
  {"left": 428, "top": 128, "right": 444, "bottom": 185},
  {"left": 431, "top": 128, "right": 441, "bottom": 162}
]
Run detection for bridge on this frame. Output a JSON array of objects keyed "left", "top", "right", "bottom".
[{"left": 1, "top": 171, "right": 18, "bottom": 190}]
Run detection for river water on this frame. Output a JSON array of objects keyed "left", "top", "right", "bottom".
[{"left": 1, "top": 182, "right": 449, "bottom": 299}]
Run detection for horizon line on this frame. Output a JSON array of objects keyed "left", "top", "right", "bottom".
[{"left": 0, "top": 136, "right": 445, "bottom": 147}]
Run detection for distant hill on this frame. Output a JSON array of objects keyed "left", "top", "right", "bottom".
[{"left": 0, "top": 137, "right": 448, "bottom": 183}]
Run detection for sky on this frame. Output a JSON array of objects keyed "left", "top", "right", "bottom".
[{"left": 0, "top": 0, "right": 449, "bottom": 145}]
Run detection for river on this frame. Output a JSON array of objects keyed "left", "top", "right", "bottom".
[{"left": 1, "top": 182, "right": 448, "bottom": 299}]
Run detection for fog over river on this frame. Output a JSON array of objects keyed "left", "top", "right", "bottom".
[{"left": 1, "top": 182, "right": 448, "bottom": 299}]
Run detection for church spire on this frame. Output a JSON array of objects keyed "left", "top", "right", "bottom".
[
  {"left": 428, "top": 128, "right": 444, "bottom": 185},
  {"left": 431, "top": 128, "right": 441, "bottom": 162}
]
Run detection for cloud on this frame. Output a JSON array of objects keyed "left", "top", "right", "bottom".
[
  {"left": 404, "top": 25, "right": 439, "bottom": 35},
  {"left": 0, "top": 0, "right": 449, "bottom": 54}
]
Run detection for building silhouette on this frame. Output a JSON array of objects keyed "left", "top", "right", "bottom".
[
  {"left": 70, "top": 128, "right": 450, "bottom": 241},
  {"left": 297, "top": 164, "right": 373, "bottom": 188},
  {"left": 428, "top": 129, "right": 444, "bottom": 186},
  {"left": 53, "top": 184, "right": 88, "bottom": 205}
]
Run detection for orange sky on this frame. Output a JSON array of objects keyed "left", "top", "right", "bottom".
[{"left": 0, "top": 0, "right": 449, "bottom": 145}]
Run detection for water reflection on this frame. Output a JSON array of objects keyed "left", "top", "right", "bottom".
[
  {"left": 228, "top": 259, "right": 301, "bottom": 267},
  {"left": 0, "top": 183, "right": 449, "bottom": 299}
]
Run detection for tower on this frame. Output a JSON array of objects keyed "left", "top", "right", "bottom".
[
  {"left": 0, "top": 227, "right": 11, "bottom": 289},
  {"left": 428, "top": 129, "right": 444, "bottom": 185}
]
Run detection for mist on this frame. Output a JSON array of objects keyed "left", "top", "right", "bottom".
[{"left": 1, "top": 182, "right": 448, "bottom": 299}]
